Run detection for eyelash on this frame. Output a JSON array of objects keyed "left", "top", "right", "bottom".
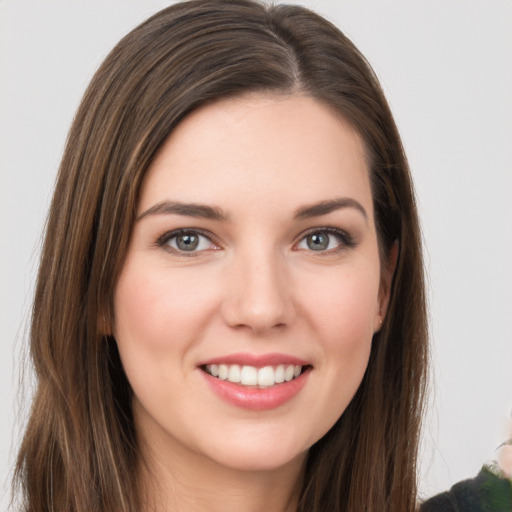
[
  {"left": 294, "top": 227, "right": 356, "bottom": 254},
  {"left": 156, "top": 227, "right": 355, "bottom": 256},
  {"left": 156, "top": 229, "right": 219, "bottom": 256}
]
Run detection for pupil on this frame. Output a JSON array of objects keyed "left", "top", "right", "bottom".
[
  {"left": 177, "top": 234, "right": 199, "bottom": 251},
  {"left": 308, "top": 233, "right": 328, "bottom": 251}
]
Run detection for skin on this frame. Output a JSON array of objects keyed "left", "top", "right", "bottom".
[
  {"left": 113, "top": 94, "right": 393, "bottom": 511},
  {"left": 498, "top": 420, "right": 512, "bottom": 477},
  {"left": 500, "top": 444, "right": 512, "bottom": 477}
]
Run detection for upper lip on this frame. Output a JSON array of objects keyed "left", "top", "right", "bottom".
[{"left": 198, "top": 352, "right": 311, "bottom": 368}]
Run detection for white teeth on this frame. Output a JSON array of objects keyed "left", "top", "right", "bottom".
[
  {"left": 274, "top": 364, "right": 285, "bottom": 383},
  {"left": 218, "top": 364, "right": 228, "bottom": 380},
  {"left": 258, "top": 366, "right": 274, "bottom": 387},
  {"left": 227, "top": 364, "right": 241, "bottom": 383},
  {"left": 240, "top": 365, "right": 258, "bottom": 385},
  {"left": 205, "top": 363, "right": 305, "bottom": 387},
  {"left": 284, "top": 365, "right": 295, "bottom": 382}
]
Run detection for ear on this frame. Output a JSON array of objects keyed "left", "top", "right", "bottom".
[{"left": 374, "top": 240, "right": 399, "bottom": 332}]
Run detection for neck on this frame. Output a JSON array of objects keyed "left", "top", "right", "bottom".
[{"left": 137, "top": 424, "right": 306, "bottom": 512}]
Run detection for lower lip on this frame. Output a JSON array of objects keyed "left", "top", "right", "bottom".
[{"left": 201, "top": 368, "right": 311, "bottom": 411}]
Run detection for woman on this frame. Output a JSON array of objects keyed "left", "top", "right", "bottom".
[{"left": 10, "top": 1, "right": 511, "bottom": 511}]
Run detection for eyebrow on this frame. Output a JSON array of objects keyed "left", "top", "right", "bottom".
[
  {"left": 137, "top": 197, "right": 368, "bottom": 223},
  {"left": 294, "top": 198, "right": 368, "bottom": 221},
  {"left": 137, "top": 200, "right": 229, "bottom": 222}
]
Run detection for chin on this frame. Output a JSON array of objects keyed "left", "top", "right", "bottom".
[
  {"left": 192, "top": 422, "right": 318, "bottom": 474},
  {"left": 206, "top": 443, "right": 308, "bottom": 473}
]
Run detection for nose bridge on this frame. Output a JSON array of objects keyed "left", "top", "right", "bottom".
[{"left": 222, "top": 242, "right": 293, "bottom": 332}]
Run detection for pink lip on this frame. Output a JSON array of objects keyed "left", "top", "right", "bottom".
[
  {"left": 200, "top": 366, "right": 311, "bottom": 411},
  {"left": 198, "top": 352, "right": 310, "bottom": 368}
]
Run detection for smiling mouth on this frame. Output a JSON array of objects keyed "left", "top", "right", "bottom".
[{"left": 202, "top": 364, "right": 309, "bottom": 388}]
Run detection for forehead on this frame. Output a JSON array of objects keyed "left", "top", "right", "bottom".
[{"left": 139, "top": 93, "right": 373, "bottom": 218}]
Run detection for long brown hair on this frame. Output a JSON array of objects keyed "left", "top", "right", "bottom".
[{"left": 14, "top": 1, "right": 428, "bottom": 510}]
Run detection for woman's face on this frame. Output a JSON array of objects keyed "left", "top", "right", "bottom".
[{"left": 114, "top": 94, "right": 388, "bottom": 473}]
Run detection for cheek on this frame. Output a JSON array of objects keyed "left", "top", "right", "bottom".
[
  {"left": 317, "top": 283, "right": 375, "bottom": 386},
  {"left": 297, "top": 262, "right": 380, "bottom": 422},
  {"left": 113, "top": 260, "right": 218, "bottom": 355},
  {"left": 302, "top": 262, "right": 381, "bottom": 347},
  {"left": 112, "top": 260, "right": 220, "bottom": 414}
]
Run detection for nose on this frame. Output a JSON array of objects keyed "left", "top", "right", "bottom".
[{"left": 221, "top": 248, "right": 295, "bottom": 333}]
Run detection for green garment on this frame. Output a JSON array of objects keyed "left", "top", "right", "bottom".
[{"left": 420, "top": 467, "right": 512, "bottom": 512}]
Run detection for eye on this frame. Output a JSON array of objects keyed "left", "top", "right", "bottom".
[
  {"left": 296, "top": 228, "right": 354, "bottom": 253},
  {"left": 157, "top": 229, "right": 218, "bottom": 254}
]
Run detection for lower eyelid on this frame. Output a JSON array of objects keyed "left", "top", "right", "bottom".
[
  {"left": 156, "top": 229, "right": 218, "bottom": 252},
  {"left": 296, "top": 228, "right": 355, "bottom": 250}
]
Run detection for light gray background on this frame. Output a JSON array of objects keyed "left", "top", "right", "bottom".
[{"left": 1, "top": 0, "right": 511, "bottom": 507}]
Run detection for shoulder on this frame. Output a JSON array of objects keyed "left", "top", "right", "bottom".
[{"left": 420, "top": 467, "right": 512, "bottom": 512}]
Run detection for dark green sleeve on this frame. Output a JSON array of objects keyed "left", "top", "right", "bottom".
[{"left": 420, "top": 467, "right": 512, "bottom": 512}]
